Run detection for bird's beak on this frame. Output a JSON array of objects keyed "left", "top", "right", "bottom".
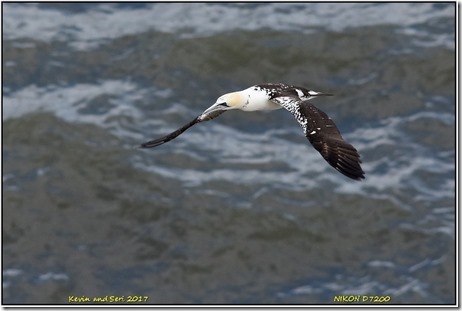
[
  {"left": 202, "top": 102, "right": 228, "bottom": 116},
  {"left": 198, "top": 102, "right": 230, "bottom": 121}
]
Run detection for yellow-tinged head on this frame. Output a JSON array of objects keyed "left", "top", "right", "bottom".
[
  {"left": 200, "top": 91, "right": 246, "bottom": 120},
  {"left": 216, "top": 91, "right": 245, "bottom": 109}
]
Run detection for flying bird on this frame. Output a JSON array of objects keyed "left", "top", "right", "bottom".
[{"left": 140, "top": 83, "right": 365, "bottom": 180}]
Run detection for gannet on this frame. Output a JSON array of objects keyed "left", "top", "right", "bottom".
[{"left": 141, "top": 83, "right": 365, "bottom": 180}]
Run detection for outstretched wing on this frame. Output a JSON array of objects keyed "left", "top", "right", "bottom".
[
  {"left": 271, "top": 96, "right": 365, "bottom": 180},
  {"left": 140, "top": 116, "right": 200, "bottom": 148},
  {"left": 140, "top": 110, "right": 226, "bottom": 148}
]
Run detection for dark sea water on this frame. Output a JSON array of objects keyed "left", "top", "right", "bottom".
[{"left": 3, "top": 3, "right": 456, "bottom": 305}]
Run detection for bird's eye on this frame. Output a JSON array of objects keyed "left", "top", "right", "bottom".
[{"left": 219, "top": 102, "right": 229, "bottom": 107}]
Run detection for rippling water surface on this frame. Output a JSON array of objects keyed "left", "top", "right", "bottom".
[{"left": 3, "top": 3, "right": 455, "bottom": 305}]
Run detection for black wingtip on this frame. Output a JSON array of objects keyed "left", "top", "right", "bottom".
[
  {"left": 139, "top": 140, "right": 164, "bottom": 148},
  {"left": 344, "top": 170, "right": 366, "bottom": 181},
  {"left": 332, "top": 149, "right": 365, "bottom": 181},
  {"left": 334, "top": 166, "right": 365, "bottom": 181},
  {"left": 139, "top": 116, "right": 201, "bottom": 149}
]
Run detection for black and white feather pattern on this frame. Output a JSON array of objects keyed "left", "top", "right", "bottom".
[
  {"left": 140, "top": 83, "right": 365, "bottom": 180},
  {"left": 258, "top": 84, "right": 365, "bottom": 180}
]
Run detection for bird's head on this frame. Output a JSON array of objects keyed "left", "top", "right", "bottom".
[{"left": 200, "top": 91, "right": 245, "bottom": 117}]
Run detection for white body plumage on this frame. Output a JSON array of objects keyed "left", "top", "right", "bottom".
[{"left": 207, "top": 86, "right": 280, "bottom": 115}]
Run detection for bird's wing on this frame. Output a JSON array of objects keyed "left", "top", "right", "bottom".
[
  {"left": 140, "top": 110, "right": 226, "bottom": 148},
  {"left": 271, "top": 96, "right": 365, "bottom": 180},
  {"left": 140, "top": 116, "right": 200, "bottom": 148}
]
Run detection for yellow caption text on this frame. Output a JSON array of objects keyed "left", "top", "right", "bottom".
[
  {"left": 333, "top": 295, "right": 391, "bottom": 303},
  {"left": 69, "top": 295, "right": 149, "bottom": 303}
]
